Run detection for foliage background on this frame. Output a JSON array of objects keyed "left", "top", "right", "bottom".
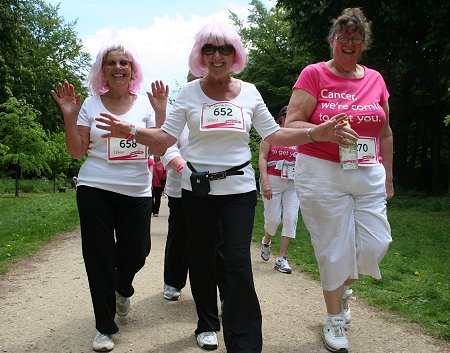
[{"left": 0, "top": 0, "right": 449, "bottom": 195}]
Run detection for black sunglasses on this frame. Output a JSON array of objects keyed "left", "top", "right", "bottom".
[{"left": 201, "top": 44, "right": 234, "bottom": 56}]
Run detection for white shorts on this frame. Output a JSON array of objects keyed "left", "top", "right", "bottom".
[
  {"left": 295, "top": 154, "right": 392, "bottom": 291},
  {"left": 261, "top": 174, "right": 300, "bottom": 238}
]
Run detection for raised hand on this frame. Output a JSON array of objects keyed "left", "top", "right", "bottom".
[
  {"left": 50, "top": 80, "right": 81, "bottom": 121},
  {"left": 147, "top": 80, "right": 169, "bottom": 113}
]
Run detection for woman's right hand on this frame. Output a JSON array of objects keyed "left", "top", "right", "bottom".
[
  {"left": 261, "top": 181, "right": 272, "bottom": 200},
  {"left": 51, "top": 80, "right": 81, "bottom": 121},
  {"left": 312, "top": 113, "right": 359, "bottom": 146}
]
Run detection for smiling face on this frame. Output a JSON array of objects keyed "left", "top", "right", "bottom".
[
  {"left": 330, "top": 29, "right": 364, "bottom": 67},
  {"left": 102, "top": 49, "right": 133, "bottom": 89},
  {"left": 201, "top": 38, "right": 235, "bottom": 78}
]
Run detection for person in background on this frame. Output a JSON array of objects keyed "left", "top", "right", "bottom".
[
  {"left": 151, "top": 155, "right": 166, "bottom": 217},
  {"left": 259, "top": 106, "right": 300, "bottom": 274},
  {"left": 95, "top": 22, "right": 354, "bottom": 353},
  {"left": 51, "top": 42, "right": 167, "bottom": 352},
  {"left": 147, "top": 155, "right": 154, "bottom": 177},
  {"left": 285, "top": 8, "right": 393, "bottom": 353},
  {"left": 71, "top": 176, "right": 78, "bottom": 191},
  {"left": 160, "top": 125, "right": 189, "bottom": 301}
]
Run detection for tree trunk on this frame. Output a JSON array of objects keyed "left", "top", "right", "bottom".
[{"left": 14, "top": 163, "right": 20, "bottom": 197}]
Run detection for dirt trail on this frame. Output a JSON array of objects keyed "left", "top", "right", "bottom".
[{"left": 0, "top": 197, "right": 448, "bottom": 353}]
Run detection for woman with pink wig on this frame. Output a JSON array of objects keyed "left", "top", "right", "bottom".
[
  {"left": 95, "top": 23, "right": 355, "bottom": 353},
  {"left": 51, "top": 42, "right": 167, "bottom": 352}
]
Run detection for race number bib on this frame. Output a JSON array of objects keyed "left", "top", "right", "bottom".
[
  {"left": 107, "top": 138, "right": 148, "bottom": 163},
  {"left": 281, "top": 165, "right": 295, "bottom": 180},
  {"left": 357, "top": 137, "right": 379, "bottom": 165},
  {"left": 200, "top": 102, "right": 245, "bottom": 131}
]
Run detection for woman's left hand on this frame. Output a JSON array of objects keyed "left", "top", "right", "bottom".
[
  {"left": 147, "top": 80, "right": 169, "bottom": 113},
  {"left": 95, "top": 113, "right": 132, "bottom": 138}
]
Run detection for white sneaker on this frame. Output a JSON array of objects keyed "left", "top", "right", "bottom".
[
  {"left": 260, "top": 239, "right": 271, "bottom": 261},
  {"left": 322, "top": 317, "right": 348, "bottom": 352},
  {"left": 196, "top": 331, "right": 218, "bottom": 350},
  {"left": 115, "top": 291, "right": 130, "bottom": 317},
  {"left": 163, "top": 283, "right": 181, "bottom": 301},
  {"left": 92, "top": 331, "right": 114, "bottom": 352},
  {"left": 341, "top": 288, "right": 353, "bottom": 324},
  {"left": 274, "top": 256, "right": 292, "bottom": 274}
]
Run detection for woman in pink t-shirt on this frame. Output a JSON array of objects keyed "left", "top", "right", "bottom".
[
  {"left": 151, "top": 155, "right": 166, "bottom": 217},
  {"left": 259, "top": 106, "right": 300, "bottom": 274},
  {"left": 285, "top": 8, "right": 393, "bottom": 353}
]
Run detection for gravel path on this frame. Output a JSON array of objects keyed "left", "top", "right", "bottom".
[{"left": 0, "top": 197, "right": 448, "bottom": 353}]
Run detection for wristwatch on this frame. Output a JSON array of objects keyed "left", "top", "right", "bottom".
[{"left": 126, "top": 124, "right": 137, "bottom": 140}]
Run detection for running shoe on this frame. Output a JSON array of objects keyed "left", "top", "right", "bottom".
[
  {"left": 260, "top": 239, "right": 271, "bottom": 261},
  {"left": 322, "top": 316, "right": 348, "bottom": 352},
  {"left": 274, "top": 256, "right": 292, "bottom": 274},
  {"left": 196, "top": 331, "right": 218, "bottom": 350}
]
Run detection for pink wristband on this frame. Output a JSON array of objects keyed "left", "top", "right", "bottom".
[{"left": 177, "top": 164, "right": 184, "bottom": 173}]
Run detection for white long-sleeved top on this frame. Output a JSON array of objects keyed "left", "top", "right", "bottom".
[
  {"left": 161, "top": 79, "right": 279, "bottom": 195},
  {"left": 160, "top": 126, "right": 189, "bottom": 198}
]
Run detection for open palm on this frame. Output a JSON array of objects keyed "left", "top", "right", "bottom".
[{"left": 51, "top": 80, "right": 81, "bottom": 119}]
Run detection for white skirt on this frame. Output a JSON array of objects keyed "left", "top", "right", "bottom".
[{"left": 294, "top": 154, "right": 392, "bottom": 291}]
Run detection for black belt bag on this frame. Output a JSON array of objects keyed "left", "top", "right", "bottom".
[{"left": 187, "top": 161, "right": 250, "bottom": 197}]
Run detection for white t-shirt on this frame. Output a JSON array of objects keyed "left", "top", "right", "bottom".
[
  {"left": 162, "top": 79, "right": 279, "bottom": 195},
  {"left": 77, "top": 95, "right": 155, "bottom": 197}
]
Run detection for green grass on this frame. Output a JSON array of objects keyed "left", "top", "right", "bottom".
[
  {"left": 0, "top": 191, "right": 79, "bottom": 274},
  {"left": 253, "top": 194, "right": 450, "bottom": 341}
]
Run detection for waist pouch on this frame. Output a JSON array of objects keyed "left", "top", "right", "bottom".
[{"left": 187, "top": 161, "right": 250, "bottom": 197}]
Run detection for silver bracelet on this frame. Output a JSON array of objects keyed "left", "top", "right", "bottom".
[{"left": 306, "top": 127, "right": 316, "bottom": 143}]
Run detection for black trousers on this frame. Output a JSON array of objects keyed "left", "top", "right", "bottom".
[
  {"left": 164, "top": 196, "right": 188, "bottom": 289},
  {"left": 182, "top": 189, "right": 262, "bottom": 353},
  {"left": 164, "top": 196, "right": 227, "bottom": 300},
  {"left": 77, "top": 186, "right": 151, "bottom": 334},
  {"left": 152, "top": 187, "right": 164, "bottom": 215}
]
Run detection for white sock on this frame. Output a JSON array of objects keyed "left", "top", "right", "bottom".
[
  {"left": 342, "top": 285, "right": 350, "bottom": 297},
  {"left": 326, "top": 313, "right": 342, "bottom": 322}
]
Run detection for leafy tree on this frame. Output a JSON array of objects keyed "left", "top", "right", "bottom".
[
  {"left": 47, "top": 132, "right": 72, "bottom": 192},
  {"left": 0, "top": 0, "right": 90, "bottom": 132},
  {"left": 277, "top": 0, "right": 450, "bottom": 194},
  {"left": 0, "top": 93, "right": 51, "bottom": 196},
  {"left": 229, "top": 0, "right": 311, "bottom": 180},
  {"left": 230, "top": 0, "right": 312, "bottom": 117}
]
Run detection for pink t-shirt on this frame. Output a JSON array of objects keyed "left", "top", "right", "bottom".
[
  {"left": 267, "top": 145, "right": 298, "bottom": 176},
  {"left": 293, "top": 62, "right": 389, "bottom": 163},
  {"left": 152, "top": 162, "right": 166, "bottom": 188}
]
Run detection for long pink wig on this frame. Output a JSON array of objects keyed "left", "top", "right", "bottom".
[
  {"left": 188, "top": 22, "right": 247, "bottom": 78},
  {"left": 87, "top": 42, "right": 144, "bottom": 95}
]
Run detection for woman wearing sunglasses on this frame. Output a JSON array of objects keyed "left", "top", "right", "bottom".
[{"left": 96, "top": 22, "right": 356, "bottom": 353}]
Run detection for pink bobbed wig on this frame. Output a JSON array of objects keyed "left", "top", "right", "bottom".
[
  {"left": 188, "top": 22, "right": 247, "bottom": 78},
  {"left": 87, "top": 42, "right": 144, "bottom": 95}
]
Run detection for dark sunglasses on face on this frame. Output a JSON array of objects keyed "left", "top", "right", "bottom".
[
  {"left": 104, "top": 59, "right": 132, "bottom": 67},
  {"left": 201, "top": 44, "right": 234, "bottom": 56}
]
